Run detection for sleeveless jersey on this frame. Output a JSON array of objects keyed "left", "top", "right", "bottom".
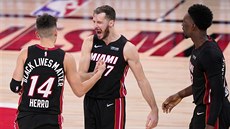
[
  {"left": 86, "top": 35, "right": 129, "bottom": 99},
  {"left": 18, "top": 44, "right": 65, "bottom": 117}
]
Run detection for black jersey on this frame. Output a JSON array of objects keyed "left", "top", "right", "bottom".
[
  {"left": 18, "top": 44, "right": 65, "bottom": 118},
  {"left": 189, "top": 37, "right": 229, "bottom": 125},
  {"left": 86, "top": 35, "right": 129, "bottom": 99}
]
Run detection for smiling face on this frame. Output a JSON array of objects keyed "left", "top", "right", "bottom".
[
  {"left": 92, "top": 12, "right": 114, "bottom": 40},
  {"left": 182, "top": 13, "right": 195, "bottom": 39}
]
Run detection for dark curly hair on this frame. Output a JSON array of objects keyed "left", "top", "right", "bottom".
[
  {"left": 36, "top": 13, "right": 57, "bottom": 29},
  {"left": 188, "top": 4, "right": 213, "bottom": 31}
]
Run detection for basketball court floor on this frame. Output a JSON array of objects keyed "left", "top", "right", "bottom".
[{"left": 0, "top": 0, "right": 229, "bottom": 128}]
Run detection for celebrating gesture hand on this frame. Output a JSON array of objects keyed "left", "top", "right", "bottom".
[{"left": 94, "top": 60, "right": 106, "bottom": 76}]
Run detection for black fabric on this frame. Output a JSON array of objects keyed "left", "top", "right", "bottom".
[
  {"left": 189, "top": 37, "right": 229, "bottom": 127},
  {"left": 17, "top": 114, "right": 60, "bottom": 129},
  {"left": 84, "top": 96, "right": 126, "bottom": 129},
  {"left": 10, "top": 78, "right": 22, "bottom": 93},
  {"left": 86, "top": 35, "right": 128, "bottom": 99},
  {"left": 189, "top": 98, "right": 230, "bottom": 129}
]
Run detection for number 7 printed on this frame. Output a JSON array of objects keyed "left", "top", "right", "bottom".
[{"left": 104, "top": 65, "right": 114, "bottom": 76}]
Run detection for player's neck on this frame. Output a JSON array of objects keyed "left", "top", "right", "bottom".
[
  {"left": 192, "top": 31, "right": 208, "bottom": 49},
  {"left": 103, "top": 30, "right": 120, "bottom": 45},
  {"left": 40, "top": 38, "right": 56, "bottom": 48}
]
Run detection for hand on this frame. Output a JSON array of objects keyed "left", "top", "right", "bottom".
[
  {"left": 205, "top": 124, "right": 214, "bottom": 129},
  {"left": 162, "top": 93, "right": 182, "bottom": 113},
  {"left": 94, "top": 60, "right": 106, "bottom": 76},
  {"left": 93, "top": 60, "right": 100, "bottom": 73},
  {"left": 146, "top": 109, "right": 158, "bottom": 129}
]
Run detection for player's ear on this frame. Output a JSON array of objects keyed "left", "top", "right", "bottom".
[
  {"left": 192, "top": 23, "right": 197, "bottom": 31},
  {"left": 109, "top": 20, "right": 114, "bottom": 27},
  {"left": 35, "top": 31, "right": 40, "bottom": 39},
  {"left": 53, "top": 29, "right": 57, "bottom": 37},
  {"left": 54, "top": 29, "right": 57, "bottom": 37}
]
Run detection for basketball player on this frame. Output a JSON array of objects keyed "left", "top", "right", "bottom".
[
  {"left": 10, "top": 13, "right": 106, "bottom": 129},
  {"left": 78, "top": 5, "right": 158, "bottom": 129},
  {"left": 162, "top": 4, "right": 230, "bottom": 129}
]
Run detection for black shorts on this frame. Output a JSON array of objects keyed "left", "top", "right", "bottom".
[
  {"left": 15, "top": 114, "right": 62, "bottom": 129},
  {"left": 189, "top": 98, "right": 230, "bottom": 129},
  {"left": 84, "top": 96, "right": 126, "bottom": 129}
]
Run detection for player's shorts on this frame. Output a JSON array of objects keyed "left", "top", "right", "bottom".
[
  {"left": 15, "top": 113, "right": 62, "bottom": 129},
  {"left": 189, "top": 98, "right": 230, "bottom": 129},
  {"left": 84, "top": 96, "right": 126, "bottom": 129}
]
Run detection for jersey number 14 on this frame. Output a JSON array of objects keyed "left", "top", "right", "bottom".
[{"left": 28, "top": 76, "right": 55, "bottom": 98}]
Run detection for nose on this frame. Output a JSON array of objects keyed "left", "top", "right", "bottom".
[{"left": 93, "top": 22, "right": 98, "bottom": 29}]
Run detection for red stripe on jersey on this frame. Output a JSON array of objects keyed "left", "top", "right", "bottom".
[
  {"left": 16, "top": 92, "right": 23, "bottom": 116},
  {"left": 215, "top": 118, "right": 219, "bottom": 129},
  {"left": 119, "top": 66, "right": 129, "bottom": 97},
  {"left": 203, "top": 73, "right": 211, "bottom": 104},
  {"left": 59, "top": 85, "right": 64, "bottom": 113},
  {"left": 114, "top": 98, "right": 125, "bottom": 129},
  {"left": 205, "top": 104, "right": 219, "bottom": 129},
  {"left": 36, "top": 44, "right": 59, "bottom": 50},
  {"left": 14, "top": 120, "right": 19, "bottom": 129},
  {"left": 204, "top": 73, "right": 220, "bottom": 128},
  {"left": 58, "top": 114, "right": 63, "bottom": 129}
]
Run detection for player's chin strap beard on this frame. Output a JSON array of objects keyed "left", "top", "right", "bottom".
[{"left": 102, "top": 27, "right": 110, "bottom": 40}]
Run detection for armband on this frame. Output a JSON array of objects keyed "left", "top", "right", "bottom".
[{"left": 10, "top": 78, "right": 22, "bottom": 93}]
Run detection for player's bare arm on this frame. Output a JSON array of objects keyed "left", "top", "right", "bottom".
[
  {"left": 64, "top": 53, "right": 105, "bottom": 97},
  {"left": 10, "top": 48, "right": 27, "bottom": 93},
  {"left": 12, "top": 48, "right": 27, "bottom": 81},
  {"left": 78, "top": 35, "right": 95, "bottom": 81},
  {"left": 124, "top": 41, "right": 158, "bottom": 128}
]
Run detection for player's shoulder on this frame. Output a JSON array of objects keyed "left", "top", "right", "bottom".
[
  {"left": 19, "top": 47, "right": 28, "bottom": 58},
  {"left": 81, "top": 35, "right": 94, "bottom": 51},
  {"left": 63, "top": 52, "right": 77, "bottom": 71},
  {"left": 64, "top": 52, "right": 75, "bottom": 61},
  {"left": 124, "top": 41, "right": 137, "bottom": 51},
  {"left": 199, "top": 41, "right": 222, "bottom": 60},
  {"left": 202, "top": 41, "right": 221, "bottom": 53},
  {"left": 20, "top": 47, "right": 28, "bottom": 53},
  {"left": 13, "top": 47, "right": 29, "bottom": 63},
  {"left": 83, "top": 35, "right": 94, "bottom": 43},
  {"left": 123, "top": 41, "right": 139, "bottom": 61}
]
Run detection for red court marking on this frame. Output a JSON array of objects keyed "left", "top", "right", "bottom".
[{"left": 0, "top": 107, "right": 17, "bottom": 129}]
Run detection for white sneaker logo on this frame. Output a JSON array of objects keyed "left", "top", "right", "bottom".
[
  {"left": 196, "top": 112, "right": 204, "bottom": 115},
  {"left": 94, "top": 45, "right": 103, "bottom": 48},
  {"left": 106, "top": 103, "right": 114, "bottom": 107}
]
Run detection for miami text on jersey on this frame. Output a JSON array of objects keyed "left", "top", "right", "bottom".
[{"left": 91, "top": 53, "right": 118, "bottom": 65}]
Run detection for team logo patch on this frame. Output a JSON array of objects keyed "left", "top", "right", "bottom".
[
  {"left": 31, "top": 0, "right": 89, "bottom": 17},
  {"left": 110, "top": 46, "right": 119, "bottom": 51}
]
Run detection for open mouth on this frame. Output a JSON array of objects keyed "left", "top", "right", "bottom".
[
  {"left": 96, "top": 29, "right": 102, "bottom": 34},
  {"left": 95, "top": 29, "right": 103, "bottom": 38}
]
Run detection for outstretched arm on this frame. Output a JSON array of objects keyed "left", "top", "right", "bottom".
[
  {"left": 64, "top": 53, "right": 105, "bottom": 97},
  {"left": 124, "top": 42, "right": 158, "bottom": 129}
]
